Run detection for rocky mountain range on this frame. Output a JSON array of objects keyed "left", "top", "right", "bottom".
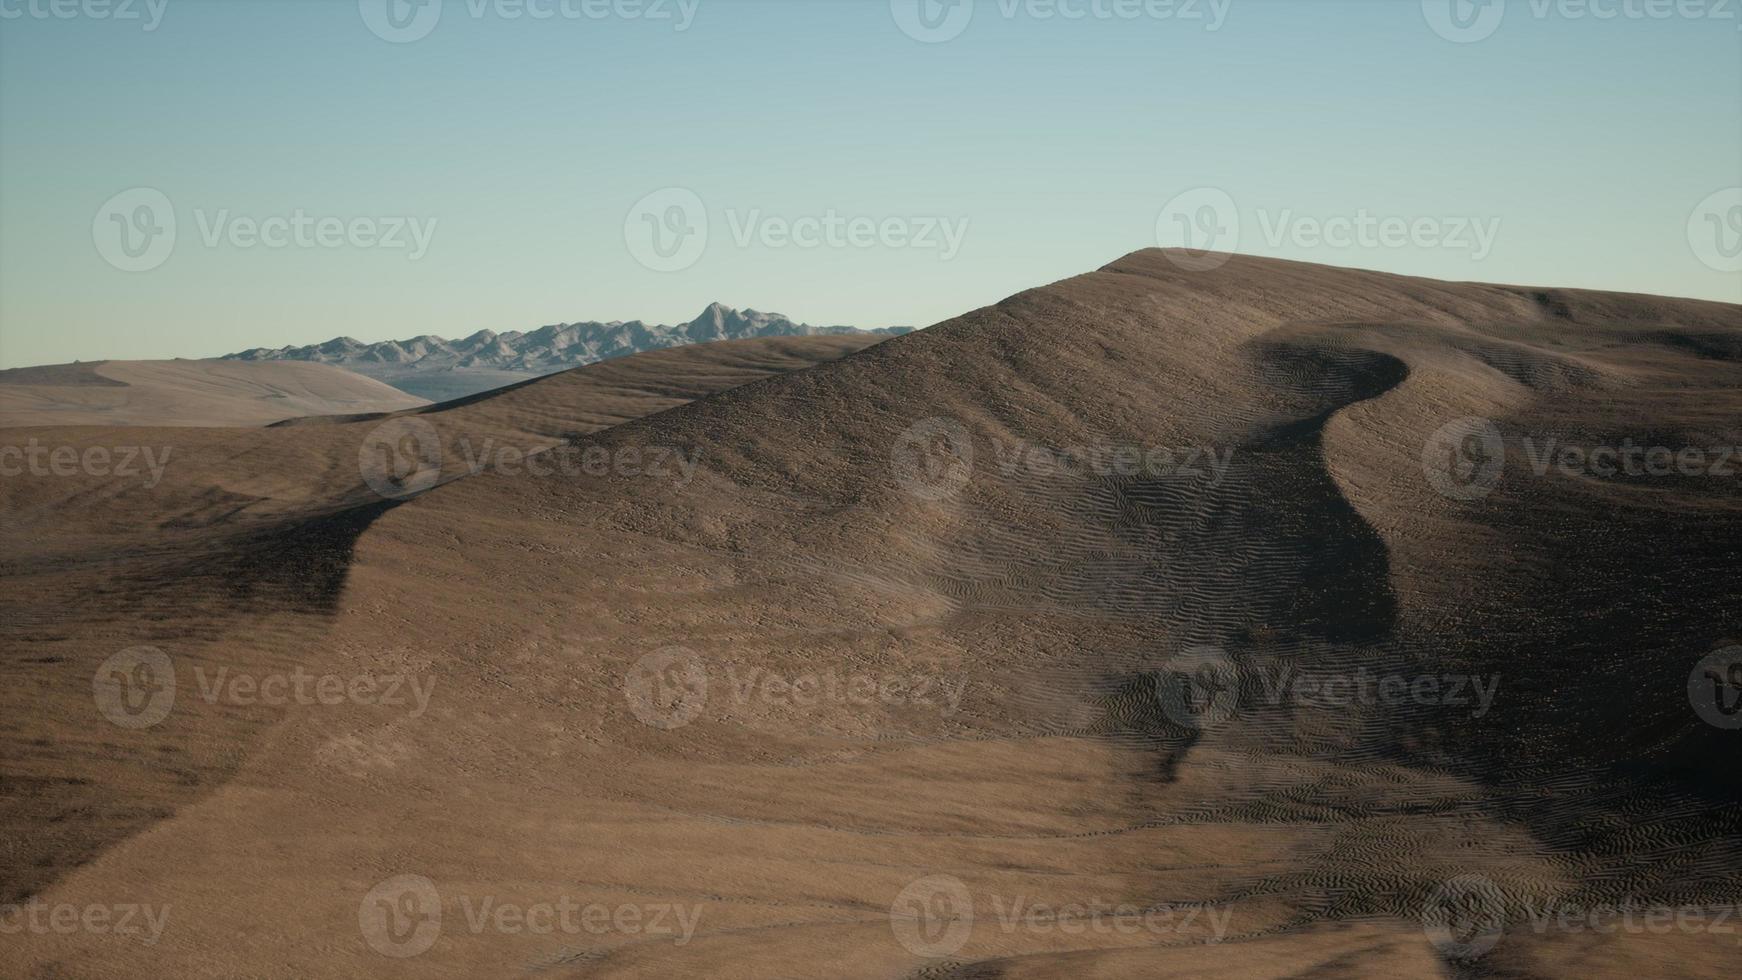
[{"left": 224, "top": 304, "right": 911, "bottom": 401}]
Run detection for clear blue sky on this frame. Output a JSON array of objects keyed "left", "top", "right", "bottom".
[{"left": 2, "top": 0, "right": 1738, "bottom": 368}]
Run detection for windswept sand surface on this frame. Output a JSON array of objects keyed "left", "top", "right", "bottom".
[
  {"left": 0, "top": 359, "right": 432, "bottom": 428},
  {"left": 2, "top": 255, "right": 1740, "bottom": 978},
  {"left": 0, "top": 334, "right": 881, "bottom": 901}
]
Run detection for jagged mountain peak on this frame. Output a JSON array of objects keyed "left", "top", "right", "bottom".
[{"left": 220, "top": 305, "right": 913, "bottom": 401}]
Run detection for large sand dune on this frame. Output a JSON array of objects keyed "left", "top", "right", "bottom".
[
  {"left": 0, "top": 333, "right": 883, "bottom": 899},
  {"left": 0, "top": 359, "right": 432, "bottom": 428},
  {"left": 2, "top": 255, "right": 1738, "bottom": 978}
]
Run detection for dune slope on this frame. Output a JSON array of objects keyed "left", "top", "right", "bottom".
[
  {"left": 3, "top": 254, "right": 1739, "bottom": 978},
  {"left": 0, "top": 333, "right": 887, "bottom": 912}
]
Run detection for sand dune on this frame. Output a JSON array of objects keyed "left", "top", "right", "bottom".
[
  {"left": 2, "top": 255, "right": 1739, "bottom": 978},
  {"left": 0, "top": 332, "right": 884, "bottom": 906},
  {"left": 0, "top": 359, "right": 431, "bottom": 428}
]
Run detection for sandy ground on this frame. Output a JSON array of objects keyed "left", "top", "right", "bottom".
[
  {"left": 0, "top": 359, "right": 432, "bottom": 428},
  {"left": 1, "top": 255, "right": 1738, "bottom": 978}
]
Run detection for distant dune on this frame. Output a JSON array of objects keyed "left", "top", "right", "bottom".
[
  {"left": 0, "top": 331, "right": 886, "bottom": 572},
  {"left": 0, "top": 359, "right": 430, "bottom": 428},
  {"left": 2, "top": 257, "right": 1739, "bottom": 978}
]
